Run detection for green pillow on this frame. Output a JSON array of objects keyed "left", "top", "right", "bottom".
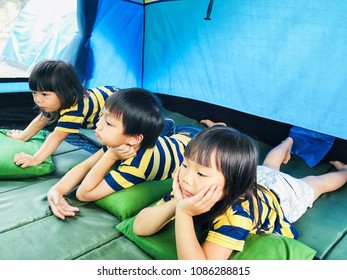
[
  {"left": 0, "top": 129, "right": 56, "bottom": 179},
  {"left": 230, "top": 233, "right": 316, "bottom": 260},
  {"left": 116, "top": 215, "right": 317, "bottom": 260},
  {"left": 94, "top": 178, "right": 173, "bottom": 220}
]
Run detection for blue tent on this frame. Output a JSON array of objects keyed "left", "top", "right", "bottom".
[
  {"left": 1, "top": 0, "right": 347, "bottom": 157},
  {"left": 81, "top": 0, "right": 347, "bottom": 140}
]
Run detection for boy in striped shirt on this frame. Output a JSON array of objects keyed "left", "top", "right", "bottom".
[{"left": 47, "top": 88, "right": 200, "bottom": 220}]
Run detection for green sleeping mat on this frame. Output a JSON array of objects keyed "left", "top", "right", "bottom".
[{"left": 0, "top": 110, "right": 346, "bottom": 260}]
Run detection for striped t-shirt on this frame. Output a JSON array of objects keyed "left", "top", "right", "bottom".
[
  {"left": 55, "top": 86, "right": 118, "bottom": 133},
  {"left": 205, "top": 186, "right": 299, "bottom": 252},
  {"left": 103, "top": 134, "right": 191, "bottom": 191},
  {"left": 158, "top": 184, "right": 298, "bottom": 252}
]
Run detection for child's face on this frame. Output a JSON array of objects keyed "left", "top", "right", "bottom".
[
  {"left": 95, "top": 109, "right": 131, "bottom": 147},
  {"left": 178, "top": 152, "right": 225, "bottom": 198},
  {"left": 32, "top": 91, "right": 62, "bottom": 112}
]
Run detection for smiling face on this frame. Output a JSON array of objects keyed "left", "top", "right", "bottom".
[
  {"left": 32, "top": 91, "right": 62, "bottom": 112},
  {"left": 178, "top": 150, "right": 225, "bottom": 198},
  {"left": 95, "top": 109, "right": 135, "bottom": 148}
]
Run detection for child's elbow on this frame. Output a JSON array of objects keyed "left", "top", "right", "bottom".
[
  {"left": 132, "top": 222, "right": 144, "bottom": 236},
  {"left": 76, "top": 189, "right": 91, "bottom": 202},
  {"left": 133, "top": 217, "right": 149, "bottom": 236}
]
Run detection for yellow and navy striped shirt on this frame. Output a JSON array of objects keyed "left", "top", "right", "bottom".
[
  {"left": 159, "top": 183, "right": 298, "bottom": 252},
  {"left": 103, "top": 134, "right": 191, "bottom": 191},
  {"left": 205, "top": 185, "right": 299, "bottom": 252},
  {"left": 55, "top": 86, "right": 118, "bottom": 133}
]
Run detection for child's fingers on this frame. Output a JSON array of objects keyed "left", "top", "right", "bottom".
[
  {"left": 51, "top": 208, "right": 66, "bottom": 220},
  {"left": 49, "top": 199, "right": 79, "bottom": 220},
  {"left": 13, "top": 153, "right": 26, "bottom": 166},
  {"left": 19, "top": 161, "right": 30, "bottom": 168},
  {"left": 52, "top": 207, "right": 78, "bottom": 220},
  {"left": 204, "top": 185, "right": 223, "bottom": 202},
  {"left": 111, "top": 144, "right": 136, "bottom": 159},
  {"left": 48, "top": 200, "right": 66, "bottom": 220},
  {"left": 194, "top": 185, "right": 223, "bottom": 210},
  {"left": 13, "top": 153, "right": 33, "bottom": 167},
  {"left": 192, "top": 185, "right": 214, "bottom": 200},
  {"left": 172, "top": 169, "right": 183, "bottom": 200},
  {"left": 59, "top": 206, "right": 79, "bottom": 217},
  {"left": 6, "top": 129, "right": 22, "bottom": 139},
  {"left": 173, "top": 169, "right": 180, "bottom": 185},
  {"left": 177, "top": 185, "right": 222, "bottom": 216}
]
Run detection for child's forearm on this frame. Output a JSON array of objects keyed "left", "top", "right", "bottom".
[
  {"left": 76, "top": 151, "right": 118, "bottom": 200},
  {"left": 50, "top": 160, "right": 94, "bottom": 195},
  {"left": 133, "top": 199, "right": 177, "bottom": 236},
  {"left": 33, "top": 130, "right": 68, "bottom": 165},
  {"left": 19, "top": 114, "right": 48, "bottom": 141},
  {"left": 50, "top": 149, "right": 103, "bottom": 196},
  {"left": 175, "top": 207, "right": 206, "bottom": 260}
]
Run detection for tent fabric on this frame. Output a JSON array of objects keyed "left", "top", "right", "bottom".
[
  {"left": 289, "top": 126, "right": 335, "bottom": 168},
  {"left": 0, "top": 0, "right": 92, "bottom": 92},
  {"left": 1, "top": 0, "right": 78, "bottom": 74},
  {"left": 84, "top": 0, "right": 347, "bottom": 140},
  {"left": 70, "top": 0, "right": 99, "bottom": 82},
  {"left": 127, "top": 0, "right": 161, "bottom": 4},
  {"left": 84, "top": 0, "right": 144, "bottom": 88},
  {"left": 143, "top": 0, "right": 347, "bottom": 140}
]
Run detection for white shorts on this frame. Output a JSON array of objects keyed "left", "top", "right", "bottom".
[{"left": 257, "top": 165, "right": 314, "bottom": 223}]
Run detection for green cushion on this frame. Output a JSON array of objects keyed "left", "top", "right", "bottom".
[
  {"left": 94, "top": 178, "right": 173, "bottom": 221},
  {"left": 116, "top": 215, "right": 317, "bottom": 260},
  {"left": 0, "top": 129, "right": 56, "bottom": 179},
  {"left": 230, "top": 233, "right": 316, "bottom": 260}
]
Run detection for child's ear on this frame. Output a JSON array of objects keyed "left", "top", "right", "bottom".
[{"left": 128, "top": 134, "right": 144, "bottom": 146}]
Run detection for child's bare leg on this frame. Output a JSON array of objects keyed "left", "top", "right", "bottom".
[
  {"left": 200, "top": 119, "right": 227, "bottom": 128},
  {"left": 302, "top": 161, "right": 347, "bottom": 201},
  {"left": 262, "top": 137, "right": 293, "bottom": 171}
]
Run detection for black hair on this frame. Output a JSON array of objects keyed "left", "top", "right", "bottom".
[
  {"left": 184, "top": 126, "right": 260, "bottom": 229},
  {"left": 104, "top": 88, "right": 165, "bottom": 150},
  {"left": 29, "top": 60, "right": 86, "bottom": 119}
]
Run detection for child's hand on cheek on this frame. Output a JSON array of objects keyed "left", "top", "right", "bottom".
[
  {"left": 177, "top": 185, "right": 223, "bottom": 217},
  {"left": 108, "top": 144, "right": 137, "bottom": 161},
  {"left": 172, "top": 169, "right": 184, "bottom": 201}
]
